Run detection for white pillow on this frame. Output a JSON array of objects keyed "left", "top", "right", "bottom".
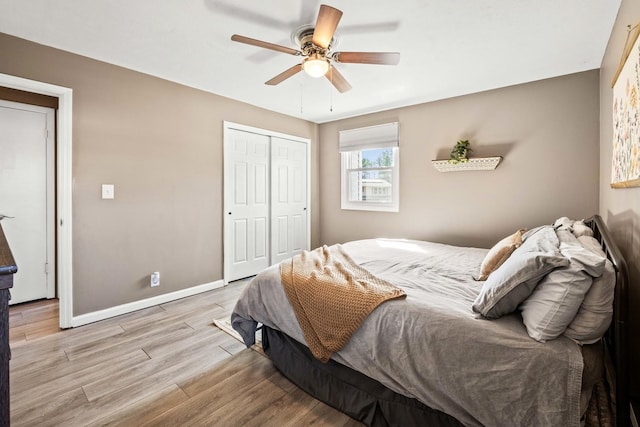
[
  {"left": 553, "top": 216, "right": 572, "bottom": 228},
  {"left": 519, "top": 227, "right": 605, "bottom": 342},
  {"left": 564, "top": 236, "right": 615, "bottom": 344},
  {"left": 553, "top": 216, "right": 594, "bottom": 238},
  {"left": 571, "top": 220, "right": 594, "bottom": 238}
]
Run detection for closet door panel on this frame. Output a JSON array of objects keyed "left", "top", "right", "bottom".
[
  {"left": 224, "top": 129, "right": 270, "bottom": 282},
  {"left": 271, "top": 137, "right": 308, "bottom": 265}
]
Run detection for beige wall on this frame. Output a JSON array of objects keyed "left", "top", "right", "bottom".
[
  {"left": 600, "top": 0, "right": 640, "bottom": 398},
  {"left": 318, "top": 71, "right": 600, "bottom": 249},
  {"left": 0, "top": 33, "right": 319, "bottom": 315}
]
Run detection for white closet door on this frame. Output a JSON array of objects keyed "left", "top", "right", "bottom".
[
  {"left": 0, "top": 101, "right": 55, "bottom": 304},
  {"left": 223, "top": 129, "right": 270, "bottom": 282},
  {"left": 270, "top": 137, "right": 308, "bottom": 264}
]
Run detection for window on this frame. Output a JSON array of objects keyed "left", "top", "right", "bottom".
[{"left": 340, "top": 122, "right": 399, "bottom": 212}]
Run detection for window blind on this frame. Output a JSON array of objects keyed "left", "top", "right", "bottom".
[{"left": 339, "top": 122, "right": 398, "bottom": 152}]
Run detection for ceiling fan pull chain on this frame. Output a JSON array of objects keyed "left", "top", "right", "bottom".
[
  {"left": 300, "top": 83, "right": 304, "bottom": 114},
  {"left": 330, "top": 67, "right": 333, "bottom": 112}
]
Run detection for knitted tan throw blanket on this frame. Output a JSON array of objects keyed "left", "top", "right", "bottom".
[{"left": 280, "top": 244, "right": 406, "bottom": 362}]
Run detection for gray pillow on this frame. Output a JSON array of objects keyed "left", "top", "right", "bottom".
[
  {"left": 564, "top": 235, "right": 616, "bottom": 344},
  {"left": 521, "top": 225, "right": 548, "bottom": 242},
  {"left": 472, "top": 227, "right": 569, "bottom": 319},
  {"left": 519, "top": 225, "right": 561, "bottom": 253},
  {"left": 519, "top": 227, "right": 605, "bottom": 341}
]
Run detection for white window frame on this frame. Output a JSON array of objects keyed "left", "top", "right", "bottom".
[{"left": 340, "top": 146, "right": 400, "bottom": 213}]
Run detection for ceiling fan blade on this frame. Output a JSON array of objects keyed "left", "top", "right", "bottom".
[
  {"left": 312, "top": 5, "right": 343, "bottom": 49},
  {"left": 265, "top": 64, "right": 302, "bottom": 86},
  {"left": 231, "top": 34, "right": 300, "bottom": 56},
  {"left": 325, "top": 66, "right": 352, "bottom": 93},
  {"left": 334, "top": 52, "right": 400, "bottom": 65}
]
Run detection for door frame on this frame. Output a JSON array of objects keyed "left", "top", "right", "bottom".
[
  {"left": 223, "top": 121, "right": 311, "bottom": 284},
  {"left": 0, "top": 73, "right": 73, "bottom": 328},
  {"left": 0, "top": 100, "right": 56, "bottom": 300}
]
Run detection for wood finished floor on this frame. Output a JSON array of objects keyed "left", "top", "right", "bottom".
[{"left": 8, "top": 281, "right": 363, "bottom": 426}]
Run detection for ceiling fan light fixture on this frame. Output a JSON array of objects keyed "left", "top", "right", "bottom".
[
  {"left": 303, "top": 54, "right": 330, "bottom": 78},
  {"left": 231, "top": 5, "right": 399, "bottom": 93}
]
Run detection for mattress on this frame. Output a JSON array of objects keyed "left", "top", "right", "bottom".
[{"left": 232, "top": 238, "right": 585, "bottom": 426}]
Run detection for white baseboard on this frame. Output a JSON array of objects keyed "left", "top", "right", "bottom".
[{"left": 69, "top": 280, "right": 225, "bottom": 327}]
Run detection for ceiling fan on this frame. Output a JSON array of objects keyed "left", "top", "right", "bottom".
[{"left": 230, "top": 4, "right": 400, "bottom": 93}]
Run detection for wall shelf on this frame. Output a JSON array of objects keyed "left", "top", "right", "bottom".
[{"left": 431, "top": 156, "right": 502, "bottom": 172}]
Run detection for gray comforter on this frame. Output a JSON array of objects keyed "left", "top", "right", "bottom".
[{"left": 231, "top": 239, "right": 583, "bottom": 427}]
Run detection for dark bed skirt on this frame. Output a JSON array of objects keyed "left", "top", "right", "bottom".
[{"left": 262, "top": 326, "right": 464, "bottom": 427}]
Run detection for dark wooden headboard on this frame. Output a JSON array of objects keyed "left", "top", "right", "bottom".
[{"left": 584, "top": 215, "right": 629, "bottom": 427}]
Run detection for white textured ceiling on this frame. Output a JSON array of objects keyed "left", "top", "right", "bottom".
[{"left": 0, "top": 0, "right": 621, "bottom": 123}]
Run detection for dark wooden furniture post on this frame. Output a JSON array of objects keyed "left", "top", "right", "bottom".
[{"left": 0, "top": 223, "right": 17, "bottom": 427}]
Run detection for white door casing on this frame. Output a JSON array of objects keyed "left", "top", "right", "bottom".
[
  {"left": 0, "top": 73, "right": 73, "bottom": 328},
  {"left": 223, "top": 128, "right": 271, "bottom": 282},
  {"left": 0, "top": 100, "right": 55, "bottom": 304},
  {"left": 271, "top": 137, "right": 308, "bottom": 264},
  {"left": 223, "top": 122, "right": 310, "bottom": 284}
]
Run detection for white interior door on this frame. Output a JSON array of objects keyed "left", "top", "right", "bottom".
[
  {"left": 271, "top": 137, "right": 308, "bottom": 264},
  {"left": 224, "top": 128, "right": 270, "bottom": 282},
  {"left": 0, "top": 100, "right": 55, "bottom": 304}
]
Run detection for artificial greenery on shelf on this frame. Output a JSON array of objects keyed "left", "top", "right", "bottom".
[{"left": 448, "top": 140, "right": 473, "bottom": 164}]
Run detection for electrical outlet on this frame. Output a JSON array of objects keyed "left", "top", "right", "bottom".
[{"left": 150, "top": 272, "right": 160, "bottom": 287}]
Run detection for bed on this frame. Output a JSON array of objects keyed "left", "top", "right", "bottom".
[{"left": 231, "top": 215, "right": 629, "bottom": 427}]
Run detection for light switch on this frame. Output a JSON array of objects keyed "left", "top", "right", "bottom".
[{"left": 102, "top": 184, "right": 115, "bottom": 199}]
